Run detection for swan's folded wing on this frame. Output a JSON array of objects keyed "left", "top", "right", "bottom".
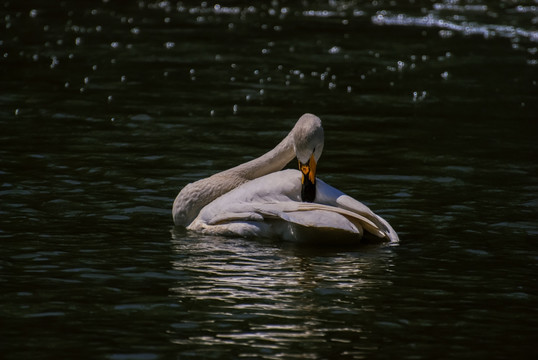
[
  {"left": 255, "top": 202, "right": 389, "bottom": 239},
  {"left": 201, "top": 197, "right": 395, "bottom": 242},
  {"left": 253, "top": 204, "right": 362, "bottom": 235},
  {"left": 207, "top": 210, "right": 264, "bottom": 225},
  {"left": 204, "top": 201, "right": 367, "bottom": 235}
]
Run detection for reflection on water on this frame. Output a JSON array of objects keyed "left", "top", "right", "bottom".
[
  {"left": 169, "top": 232, "right": 397, "bottom": 358},
  {"left": 1, "top": 0, "right": 537, "bottom": 359}
]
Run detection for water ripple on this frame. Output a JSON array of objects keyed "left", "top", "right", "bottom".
[{"left": 372, "top": 12, "right": 538, "bottom": 43}]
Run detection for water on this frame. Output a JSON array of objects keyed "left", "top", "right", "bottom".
[{"left": 1, "top": 0, "right": 537, "bottom": 359}]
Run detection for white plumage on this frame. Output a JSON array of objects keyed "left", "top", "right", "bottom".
[{"left": 173, "top": 114, "right": 398, "bottom": 244}]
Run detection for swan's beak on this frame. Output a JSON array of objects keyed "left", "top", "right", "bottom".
[
  {"left": 300, "top": 153, "right": 317, "bottom": 185},
  {"left": 299, "top": 153, "right": 316, "bottom": 202}
]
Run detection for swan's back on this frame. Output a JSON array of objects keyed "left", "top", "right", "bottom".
[{"left": 188, "top": 169, "right": 398, "bottom": 244}]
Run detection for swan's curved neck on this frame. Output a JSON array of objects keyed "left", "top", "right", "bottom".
[
  {"left": 173, "top": 131, "right": 295, "bottom": 226},
  {"left": 231, "top": 133, "right": 295, "bottom": 180}
]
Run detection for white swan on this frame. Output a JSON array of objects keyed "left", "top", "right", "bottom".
[{"left": 173, "top": 113, "right": 398, "bottom": 244}]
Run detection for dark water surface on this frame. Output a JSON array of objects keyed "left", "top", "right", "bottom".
[{"left": 2, "top": 1, "right": 537, "bottom": 359}]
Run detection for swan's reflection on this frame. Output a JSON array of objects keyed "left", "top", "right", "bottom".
[{"left": 168, "top": 229, "right": 397, "bottom": 356}]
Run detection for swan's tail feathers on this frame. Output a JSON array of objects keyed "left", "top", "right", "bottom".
[
  {"left": 375, "top": 214, "right": 399, "bottom": 243},
  {"left": 335, "top": 195, "right": 399, "bottom": 242}
]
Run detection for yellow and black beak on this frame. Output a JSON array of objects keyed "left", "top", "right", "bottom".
[{"left": 299, "top": 153, "right": 316, "bottom": 202}]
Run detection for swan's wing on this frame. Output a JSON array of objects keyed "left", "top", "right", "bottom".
[
  {"left": 203, "top": 201, "right": 387, "bottom": 239},
  {"left": 208, "top": 210, "right": 264, "bottom": 225},
  {"left": 257, "top": 202, "right": 385, "bottom": 237},
  {"left": 193, "top": 201, "right": 364, "bottom": 242},
  {"left": 258, "top": 206, "right": 363, "bottom": 236}
]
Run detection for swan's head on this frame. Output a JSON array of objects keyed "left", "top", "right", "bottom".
[{"left": 292, "top": 113, "right": 324, "bottom": 202}]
